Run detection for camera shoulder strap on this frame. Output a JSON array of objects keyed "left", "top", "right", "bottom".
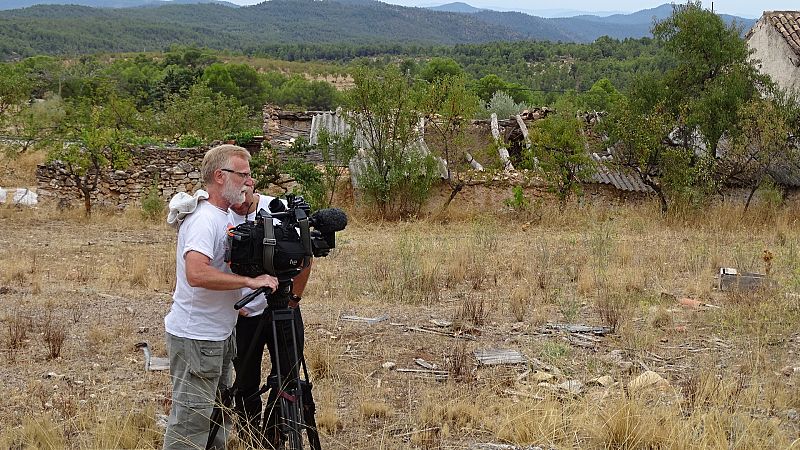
[
  {"left": 295, "top": 209, "right": 313, "bottom": 268},
  {"left": 262, "top": 217, "right": 276, "bottom": 276}
]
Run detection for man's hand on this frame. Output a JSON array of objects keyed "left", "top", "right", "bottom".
[{"left": 246, "top": 273, "right": 279, "bottom": 292}]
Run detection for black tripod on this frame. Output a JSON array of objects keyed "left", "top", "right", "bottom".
[{"left": 207, "top": 281, "right": 322, "bottom": 450}]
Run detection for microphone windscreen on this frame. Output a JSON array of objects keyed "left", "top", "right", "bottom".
[{"left": 310, "top": 208, "right": 348, "bottom": 233}]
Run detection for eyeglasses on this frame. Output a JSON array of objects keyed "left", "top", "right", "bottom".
[{"left": 220, "top": 168, "right": 252, "bottom": 180}]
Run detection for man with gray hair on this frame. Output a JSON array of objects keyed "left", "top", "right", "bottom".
[{"left": 163, "top": 144, "right": 280, "bottom": 450}]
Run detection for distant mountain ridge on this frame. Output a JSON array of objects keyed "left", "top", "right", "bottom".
[
  {"left": 428, "top": 2, "right": 485, "bottom": 13},
  {"left": 0, "top": 0, "right": 236, "bottom": 8},
  {"left": 0, "top": 0, "right": 758, "bottom": 60}
]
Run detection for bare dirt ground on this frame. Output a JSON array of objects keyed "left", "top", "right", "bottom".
[{"left": 2, "top": 203, "right": 800, "bottom": 449}]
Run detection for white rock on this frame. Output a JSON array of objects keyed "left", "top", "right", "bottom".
[
  {"left": 382, "top": 361, "right": 396, "bottom": 370},
  {"left": 628, "top": 370, "right": 670, "bottom": 391},
  {"left": 589, "top": 375, "right": 615, "bottom": 387},
  {"left": 12, "top": 188, "right": 37, "bottom": 206}
]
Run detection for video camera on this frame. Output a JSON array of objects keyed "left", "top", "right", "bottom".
[{"left": 225, "top": 194, "right": 347, "bottom": 280}]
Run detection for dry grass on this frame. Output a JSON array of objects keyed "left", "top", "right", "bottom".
[{"left": 2, "top": 199, "right": 800, "bottom": 449}]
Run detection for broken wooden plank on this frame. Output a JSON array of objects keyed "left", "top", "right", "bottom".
[
  {"left": 503, "top": 389, "right": 545, "bottom": 400},
  {"left": 429, "top": 319, "right": 452, "bottom": 328},
  {"left": 474, "top": 348, "right": 527, "bottom": 366},
  {"left": 396, "top": 368, "right": 449, "bottom": 375},
  {"left": 545, "top": 323, "right": 611, "bottom": 335},
  {"left": 414, "top": 358, "right": 438, "bottom": 370},
  {"left": 406, "top": 326, "right": 477, "bottom": 340},
  {"left": 341, "top": 314, "right": 389, "bottom": 325}
]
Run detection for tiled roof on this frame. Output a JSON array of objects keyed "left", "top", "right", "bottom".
[{"left": 764, "top": 11, "right": 800, "bottom": 59}]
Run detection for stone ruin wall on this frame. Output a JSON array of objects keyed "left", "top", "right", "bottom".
[{"left": 36, "top": 146, "right": 208, "bottom": 209}]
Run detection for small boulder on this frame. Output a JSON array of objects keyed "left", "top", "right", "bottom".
[{"left": 628, "top": 370, "right": 670, "bottom": 392}]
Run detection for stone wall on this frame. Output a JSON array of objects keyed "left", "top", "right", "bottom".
[{"left": 36, "top": 146, "right": 208, "bottom": 208}]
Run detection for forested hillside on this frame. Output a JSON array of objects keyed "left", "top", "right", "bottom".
[{"left": 0, "top": 0, "right": 755, "bottom": 60}]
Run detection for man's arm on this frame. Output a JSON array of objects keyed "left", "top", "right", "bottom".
[{"left": 185, "top": 250, "right": 279, "bottom": 292}]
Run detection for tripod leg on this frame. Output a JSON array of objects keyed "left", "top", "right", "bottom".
[
  {"left": 301, "top": 381, "right": 322, "bottom": 450},
  {"left": 262, "top": 376, "right": 284, "bottom": 449},
  {"left": 270, "top": 308, "right": 307, "bottom": 450}
]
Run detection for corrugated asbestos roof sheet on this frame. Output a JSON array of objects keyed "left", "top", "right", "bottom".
[
  {"left": 765, "top": 11, "right": 800, "bottom": 61},
  {"left": 588, "top": 152, "right": 653, "bottom": 193}
]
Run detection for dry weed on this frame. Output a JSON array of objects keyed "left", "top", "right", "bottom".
[
  {"left": 5, "top": 310, "right": 30, "bottom": 361},
  {"left": 306, "top": 342, "right": 338, "bottom": 380},
  {"left": 1, "top": 414, "right": 65, "bottom": 449},
  {"left": 41, "top": 312, "right": 66, "bottom": 360},
  {"left": 359, "top": 400, "right": 391, "bottom": 420},
  {"left": 509, "top": 284, "right": 530, "bottom": 322}
]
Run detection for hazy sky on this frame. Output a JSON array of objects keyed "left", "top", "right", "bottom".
[{"left": 227, "top": 1, "right": 794, "bottom": 19}]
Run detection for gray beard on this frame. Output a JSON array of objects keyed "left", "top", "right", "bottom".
[{"left": 222, "top": 183, "right": 245, "bottom": 206}]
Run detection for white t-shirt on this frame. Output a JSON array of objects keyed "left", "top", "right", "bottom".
[
  {"left": 228, "top": 194, "right": 281, "bottom": 317},
  {"left": 165, "top": 200, "right": 240, "bottom": 341}
]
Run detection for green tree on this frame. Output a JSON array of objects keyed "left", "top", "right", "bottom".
[
  {"left": 723, "top": 97, "right": 795, "bottom": 210},
  {"left": 526, "top": 99, "right": 594, "bottom": 206},
  {"left": 9, "top": 94, "right": 65, "bottom": 155},
  {"left": 473, "top": 74, "right": 509, "bottom": 103},
  {"left": 420, "top": 57, "right": 463, "bottom": 82},
  {"left": 227, "top": 64, "right": 267, "bottom": 112},
  {"left": 155, "top": 82, "right": 251, "bottom": 143},
  {"left": 202, "top": 63, "right": 239, "bottom": 99},
  {"left": 418, "top": 74, "right": 480, "bottom": 210},
  {"left": 0, "top": 63, "right": 31, "bottom": 125},
  {"left": 345, "top": 65, "right": 438, "bottom": 218},
  {"left": 651, "top": 1, "right": 766, "bottom": 159},
  {"left": 602, "top": 99, "right": 687, "bottom": 214},
  {"left": 48, "top": 94, "right": 139, "bottom": 216},
  {"left": 580, "top": 78, "right": 624, "bottom": 112},
  {"left": 203, "top": 63, "right": 267, "bottom": 112}
]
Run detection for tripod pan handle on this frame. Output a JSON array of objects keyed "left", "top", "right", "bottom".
[{"left": 234, "top": 286, "right": 272, "bottom": 310}]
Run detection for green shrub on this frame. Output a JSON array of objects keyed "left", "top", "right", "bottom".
[
  {"left": 141, "top": 182, "right": 165, "bottom": 221},
  {"left": 504, "top": 186, "right": 530, "bottom": 210},
  {"left": 177, "top": 134, "right": 202, "bottom": 148},
  {"left": 223, "top": 128, "right": 261, "bottom": 146}
]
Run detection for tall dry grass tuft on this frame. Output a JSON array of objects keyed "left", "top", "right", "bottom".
[
  {"left": 596, "top": 293, "right": 630, "bottom": 333},
  {"left": 5, "top": 310, "right": 30, "bottom": 361},
  {"left": 509, "top": 284, "right": 531, "bottom": 322},
  {"left": 306, "top": 342, "right": 339, "bottom": 380},
  {"left": 490, "top": 399, "right": 570, "bottom": 446},
  {"left": 588, "top": 398, "right": 670, "bottom": 449},
  {"left": 41, "top": 312, "right": 67, "bottom": 360},
  {"left": 443, "top": 341, "right": 474, "bottom": 382},
  {"left": 315, "top": 408, "right": 342, "bottom": 436},
  {"left": 417, "top": 393, "right": 483, "bottom": 438},
  {"left": 91, "top": 405, "right": 162, "bottom": 448},
  {"left": 1, "top": 414, "right": 65, "bottom": 450},
  {"left": 680, "top": 370, "right": 749, "bottom": 415},
  {"left": 358, "top": 400, "right": 391, "bottom": 420},
  {"left": 454, "top": 294, "right": 487, "bottom": 329}
]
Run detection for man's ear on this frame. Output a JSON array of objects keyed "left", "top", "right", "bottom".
[{"left": 213, "top": 168, "right": 225, "bottom": 185}]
